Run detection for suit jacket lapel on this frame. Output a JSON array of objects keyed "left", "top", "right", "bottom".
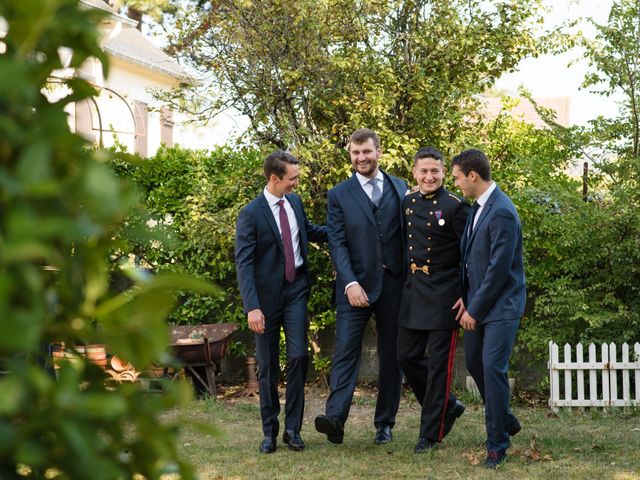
[
  {"left": 286, "top": 194, "right": 307, "bottom": 257},
  {"left": 258, "top": 194, "right": 284, "bottom": 253},
  {"left": 465, "top": 186, "right": 501, "bottom": 249},
  {"left": 346, "top": 174, "right": 377, "bottom": 227},
  {"left": 388, "top": 173, "right": 406, "bottom": 202}
]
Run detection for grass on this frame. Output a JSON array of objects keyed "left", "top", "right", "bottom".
[{"left": 168, "top": 386, "right": 640, "bottom": 480}]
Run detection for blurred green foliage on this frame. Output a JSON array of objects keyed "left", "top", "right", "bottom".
[{"left": 0, "top": 0, "right": 216, "bottom": 477}]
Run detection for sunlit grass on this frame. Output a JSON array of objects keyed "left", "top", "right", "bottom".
[{"left": 169, "top": 386, "right": 640, "bottom": 480}]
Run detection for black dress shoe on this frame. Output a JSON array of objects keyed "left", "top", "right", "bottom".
[
  {"left": 315, "top": 415, "right": 344, "bottom": 444},
  {"left": 507, "top": 417, "right": 521, "bottom": 436},
  {"left": 259, "top": 437, "right": 277, "bottom": 454},
  {"left": 283, "top": 430, "right": 305, "bottom": 451},
  {"left": 374, "top": 425, "right": 392, "bottom": 445},
  {"left": 485, "top": 450, "right": 507, "bottom": 469},
  {"left": 414, "top": 437, "right": 435, "bottom": 453},
  {"left": 442, "top": 400, "right": 465, "bottom": 437}
]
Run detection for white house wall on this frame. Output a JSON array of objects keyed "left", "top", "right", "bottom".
[{"left": 100, "top": 56, "right": 175, "bottom": 156}]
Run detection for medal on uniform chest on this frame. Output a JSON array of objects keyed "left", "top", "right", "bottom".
[{"left": 434, "top": 210, "right": 445, "bottom": 226}]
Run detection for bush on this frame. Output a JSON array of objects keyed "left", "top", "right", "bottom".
[
  {"left": 122, "top": 115, "right": 640, "bottom": 389},
  {"left": 0, "top": 1, "right": 215, "bottom": 477}
]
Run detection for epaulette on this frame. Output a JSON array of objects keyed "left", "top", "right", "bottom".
[
  {"left": 448, "top": 193, "right": 463, "bottom": 203},
  {"left": 405, "top": 189, "right": 420, "bottom": 197}
]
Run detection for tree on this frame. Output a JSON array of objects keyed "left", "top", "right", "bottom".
[
  {"left": 0, "top": 0, "right": 215, "bottom": 477},
  {"left": 149, "top": 0, "right": 547, "bottom": 153},
  {"left": 504, "top": 0, "right": 640, "bottom": 375},
  {"left": 581, "top": 0, "right": 640, "bottom": 160},
  {"left": 151, "top": 3, "right": 552, "bottom": 323},
  {"left": 114, "top": 0, "right": 638, "bottom": 387}
]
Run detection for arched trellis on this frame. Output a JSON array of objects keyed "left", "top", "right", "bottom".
[{"left": 46, "top": 75, "right": 138, "bottom": 149}]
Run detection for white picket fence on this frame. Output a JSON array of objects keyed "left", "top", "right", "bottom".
[{"left": 548, "top": 341, "right": 640, "bottom": 409}]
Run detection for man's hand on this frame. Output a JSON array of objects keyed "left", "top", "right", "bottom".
[
  {"left": 346, "top": 283, "right": 370, "bottom": 308},
  {"left": 459, "top": 310, "right": 477, "bottom": 331},
  {"left": 452, "top": 297, "right": 465, "bottom": 321},
  {"left": 247, "top": 309, "right": 266, "bottom": 334}
]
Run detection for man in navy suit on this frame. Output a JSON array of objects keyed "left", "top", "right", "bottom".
[
  {"left": 451, "top": 149, "right": 526, "bottom": 469},
  {"left": 315, "top": 128, "right": 407, "bottom": 445},
  {"left": 235, "top": 150, "right": 327, "bottom": 454}
]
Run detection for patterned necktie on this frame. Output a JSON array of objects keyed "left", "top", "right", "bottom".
[
  {"left": 277, "top": 199, "right": 296, "bottom": 283},
  {"left": 369, "top": 178, "right": 382, "bottom": 207}
]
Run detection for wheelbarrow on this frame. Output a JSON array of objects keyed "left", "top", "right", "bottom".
[{"left": 169, "top": 322, "right": 239, "bottom": 396}]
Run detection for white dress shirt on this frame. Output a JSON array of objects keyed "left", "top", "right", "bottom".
[
  {"left": 263, "top": 188, "right": 303, "bottom": 268},
  {"left": 472, "top": 181, "right": 497, "bottom": 230},
  {"left": 356, "top": 170, "right": 384, "bottom": 201}
]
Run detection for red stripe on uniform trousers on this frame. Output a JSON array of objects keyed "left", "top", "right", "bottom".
[{"left": 437, "top": 329, "right": 459, "bottom": 441}]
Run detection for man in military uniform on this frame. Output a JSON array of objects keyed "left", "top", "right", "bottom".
[{"left": 397, "top": 147, "right": 470, "bottom": 453}]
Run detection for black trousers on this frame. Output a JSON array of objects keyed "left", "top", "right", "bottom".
[{"left": 397, "top": 326, "right": 459, "bottom": 441}]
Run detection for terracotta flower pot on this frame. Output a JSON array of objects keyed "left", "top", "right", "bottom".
[{"left": 85, "top": 344, "right": 107, "bottom": 369}]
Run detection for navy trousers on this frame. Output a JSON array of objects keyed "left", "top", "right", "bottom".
[
  {"left": 255, "top": 274, "right": 309, "bottom": 437},
  {"left": 325, "top": 271, "right": 403, "bottom": 428},
  {"left": 464, "top": 318, "right": 520, "bottom": 452}
]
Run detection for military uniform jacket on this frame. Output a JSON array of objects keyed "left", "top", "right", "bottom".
[{"left": 398, "top": 186, "right": 470, "bottom": 330}]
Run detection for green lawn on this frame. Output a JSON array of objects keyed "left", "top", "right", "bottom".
[{"left": 169, "top": 386, "right": 640, "bottom": 480}]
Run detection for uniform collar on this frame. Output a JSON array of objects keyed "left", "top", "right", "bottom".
[{"left": 418, "top": 185, "right": 444, "bottom": 200}]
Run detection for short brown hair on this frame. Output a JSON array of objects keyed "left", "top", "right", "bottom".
[
  {"left": 451, "top": 149, "right": 491, "bottom": 181},
  {"left": 349, "top": 128, "right": 380, "bottom": 149},
  {"left": 264, "top": 150, "right": 299, "bottom": 180}
]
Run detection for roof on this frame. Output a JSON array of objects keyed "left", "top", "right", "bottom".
[
  {"left": 80, "top": 0, "right": 189, "bottom": 82},
  {"left": 103, "top": 26, "right": 190, "bottom": 82},
  {"left": 79, "top": 0, "right": 137, "bottom": 26},
  {"left": 80, "top": 0, "right": 116, "bottom": 14},
  {"left": 481, "top": 96, "right": 571, "bottom": 128}
]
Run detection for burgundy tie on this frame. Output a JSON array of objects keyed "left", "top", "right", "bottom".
[{"left": 277, "top": 199, "right": 296, "bottom": 283}]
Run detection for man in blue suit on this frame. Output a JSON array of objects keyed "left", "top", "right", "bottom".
[
  {"left": 315, "top": 128, "right": 407, "bottom": 445},
  {"left": 451, "top": 149, "right": 526, "bottom": 469},
  {"left": 235, "top": 150, "right": 327, "bottom": 454}
]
